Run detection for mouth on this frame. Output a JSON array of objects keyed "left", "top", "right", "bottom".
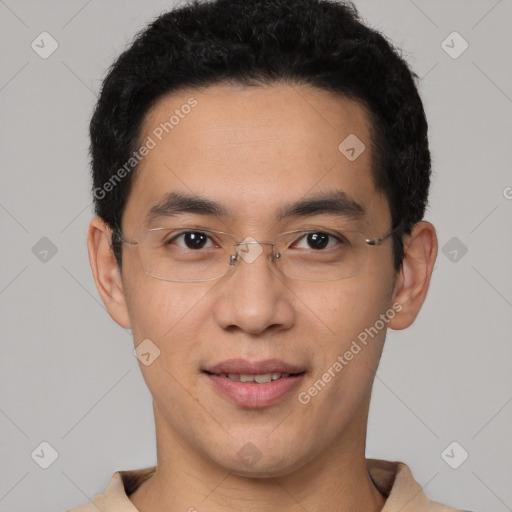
[
  {"left": 201, "top": 359, "right": 307, "bottom": 408},
  {"left": 202, "top": 370, "right": 305, "bottom": 383},
  {"left": 202, "top": 358, "right": 306, "bottom": 376}
]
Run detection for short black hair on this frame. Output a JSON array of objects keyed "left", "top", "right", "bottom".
[{"left": 90, "top": 0, "right": 431, "bottom": 272}]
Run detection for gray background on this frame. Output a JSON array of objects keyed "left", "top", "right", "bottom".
[{"left": 1, "top": 1, "right": 511, "bottom": 511}]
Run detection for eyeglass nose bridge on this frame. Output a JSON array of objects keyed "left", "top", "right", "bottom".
[{"left": 228, "top": 239, "right": 281, "bottom": 266}]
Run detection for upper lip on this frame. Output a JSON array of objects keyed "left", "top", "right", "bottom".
[{"left": 203, "top": 358, "right": 306, "bottom": 375}]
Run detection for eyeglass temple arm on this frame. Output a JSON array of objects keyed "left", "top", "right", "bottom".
[
  {"left": 365, "top": 222, "right": 404, "bottom": 246},
  {"left": 112, "top": 228, "right": 138, "bottom": 246}
]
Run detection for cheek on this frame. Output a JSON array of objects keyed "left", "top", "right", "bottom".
[
  {"left": 123, "top": 277, "right": 207, "bottom": 405},
  {"left": 316, "top": 275, "right": 392, "bottom": 341},
  {"left": 304, "top": 275, "right": 395, "bottom": 394},
  {"left": 122, "top": 244, "right": 195, "bottom": 335},
  {"left": 123, "top": 266, "right": 208, "bottom": 354},
  {"left": 121, "top": 276, "right": 220, "bottom": 441},
  {"left": 298, "top": 279, "right": 394, "bottom": 413}
]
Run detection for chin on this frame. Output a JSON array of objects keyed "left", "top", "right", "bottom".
[
  {"left": 209, "top": 442, "right": 310, "bottom": 479},
  {"left": 226, "top": 460, "right": 304, "bottom": 479}
]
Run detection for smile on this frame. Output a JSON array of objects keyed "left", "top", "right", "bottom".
[
  {"left": 205, "top": 371, "right": 301, "bottom": 382},
  {"left": 203, "top": 371, "right": 306, "bottom": 407}
]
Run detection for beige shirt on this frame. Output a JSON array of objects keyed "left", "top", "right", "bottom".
[{"left": 68, "top": 458, "right": 466, "bottom": 511}]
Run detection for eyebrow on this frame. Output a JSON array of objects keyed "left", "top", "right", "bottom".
[
  {"left": 276, "top": 190, "right": 365, "bottom": 222},
  {"left": 144, "top": 190, "right": 365, "bottom": 227},
  {"left": 145, "top": 192, "right": 228, "bottom": 227}
]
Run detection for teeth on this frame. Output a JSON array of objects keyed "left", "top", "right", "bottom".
[
  {"left": 219, "top": 372, "right": 291, "bottom": 383},
  {"left": 254, "top": 373, "right": 272, "bottom": 383}
]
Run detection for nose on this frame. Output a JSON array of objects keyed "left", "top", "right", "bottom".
[{"left": 212, "top": 240, "right": 295, "bottom": 335}]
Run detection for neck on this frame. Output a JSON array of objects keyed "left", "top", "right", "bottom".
[{"left": 129, "top": 401, "right": 387, "bottom": 512}]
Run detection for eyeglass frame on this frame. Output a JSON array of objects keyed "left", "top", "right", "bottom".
[{"left": 112, "top": 221, "right": 404, "bottom": 283}]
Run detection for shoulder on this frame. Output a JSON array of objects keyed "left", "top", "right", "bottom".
[
  {"left": 66, "top": 467, "right": 156, "bottom": 512},
  {"left": 367, "top": 458, "right": 469, "bottom": 512}
]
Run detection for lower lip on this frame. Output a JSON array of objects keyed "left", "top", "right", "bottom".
[{"left": 204, "top": 372, "right": 305, "bottom": 408}]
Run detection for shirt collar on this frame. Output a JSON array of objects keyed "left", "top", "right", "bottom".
[{"left": 81, "top": 459, "right": 456, "bottom": 512}]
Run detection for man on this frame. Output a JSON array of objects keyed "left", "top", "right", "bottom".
[{"left": 70, "top": 0, "right": 465, "bottom": 510}]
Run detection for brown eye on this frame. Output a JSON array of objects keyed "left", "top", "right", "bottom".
[
  {"left": 294, "top": 232, "right": 341, "bottom": 250},
  {"left": 306, "top": 232, "right": 329, "bottom": 249},
  {"left": 170, "top": 231, "right": 214, "bottom": 250}
]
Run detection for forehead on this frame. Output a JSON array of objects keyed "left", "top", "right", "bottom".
[{"left": 124, "top": 83, "right": 389, "bottom": 231}]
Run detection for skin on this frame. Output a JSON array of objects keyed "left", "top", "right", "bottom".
[{"left": 88, "top": 83, "right": 437, "bottom": 512}]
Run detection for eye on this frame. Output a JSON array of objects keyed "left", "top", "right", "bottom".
[
  {"left": 167, "top": 231, "right": 216, "bottom": 250},
  {"left": 293, "top": 231, "right": 345, "bottom": 250}
]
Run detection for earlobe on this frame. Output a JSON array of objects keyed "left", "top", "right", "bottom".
[
  {"left": 87, "top": 217, "right": 131, "bottom": 328},
  {"left": 388, "top": 221, "right": 438, "bottom": 330}
]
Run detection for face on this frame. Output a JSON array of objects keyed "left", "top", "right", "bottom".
[{"left": 109, "top": 84, "right": 401, "bottom": 476}]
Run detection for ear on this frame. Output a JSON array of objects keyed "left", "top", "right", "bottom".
[
  {"left": 87, "top": 217, "right": 131, "bottom": 328},
  {"left": 388, "top": 221, "right": 438, "bottom": 330}
]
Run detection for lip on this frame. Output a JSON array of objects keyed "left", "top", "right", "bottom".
[
  {"left": 205, "top": 372, "right": 306, "bottom": 408},
  {"left": 203, "top": 358, "right": 306, "bottom": 375},
  {"left": 202, "top": 358, "right": 307, "bottom": 408}
]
